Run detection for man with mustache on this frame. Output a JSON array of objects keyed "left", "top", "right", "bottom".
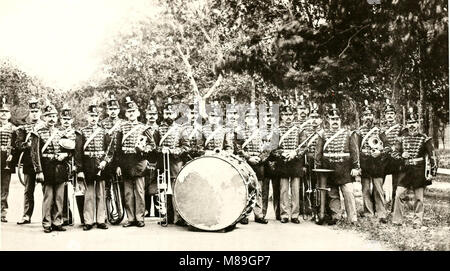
[
  {"left": 392, "top": 107, "right": 437, "bottom": 228},
  {"left": 236, "top": 102, "right": 269, "bottom": 224},
  {"left": 0, "top": 96, "right": 17, "bottom": 223},
  {"left": 16, "top": 97, "right": 44, "bottom": 225},
  {"left": 31, "top": 102, "right": 67, "bottom": 233},
  {"left": 154, "top": 97, "right": 188, "bottom": 225},
  {"left": 202, "top": 101, "right": 234, "bottom": 154},
  {"left": 272, "top": 99, "right": 302, "bottom": 224},
  {"left": 75, "top": 102, "right": 111, "bottom": 230},
  {"left": 57, "top": 104, "right": 78, "bottom": 226},
  {"left": 180, "top": 98, "right": 205, "bottom": 162},
  {"left": 379, "top": 99, "right": 404, "bottom": 211},
  {"left": 314, "top": 104, "right": 360, "bottom": 225},
  {"left": 356, "top": 100, "right": 388, "bottom": 223},
  {"left": 298, "top": 102, "right": 323, "bottom": 220},
  {"left": 115, "top": 97, "right": 156, "bottom": 228},
  {"left": 100, "top": 94, "right": 125, "bottom": 224},
  {"left": 262, "top": 101, "right": 281, "bottom": 221},
  {"left": 143, "top": 99, "right": 160, "bottom": 217}
]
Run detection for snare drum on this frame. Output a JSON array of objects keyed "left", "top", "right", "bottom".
[{"left": 174, "top": 152, "right": 258, "bottom": 231}]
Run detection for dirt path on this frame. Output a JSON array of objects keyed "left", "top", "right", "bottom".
[{"left": 1, "top": 174, "right": 394, "bottom": 251}]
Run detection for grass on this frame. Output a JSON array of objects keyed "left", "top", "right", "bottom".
[{"left": 333, "top": 176, "right": 450, "bottom": 251}]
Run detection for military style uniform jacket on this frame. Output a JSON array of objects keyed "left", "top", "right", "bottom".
[
  {"left": 75, "top": 124, "right": 112, "bottom": 182},
  {"left": 236, "top": 126, "right": 270, "bottom": 179},
  {"left": 356, "top": 125, "right": 389, "bottom": 178},
  {"left": 314, "top": 128, "right": 360, "bottom": 185},
  {"left": 100, "top": 117, "right": 125, "bottom": 178},
  {"left": 14, "top": 121, "right": 44, "bottom": 174},
  {"left": 394, "top": 131, "right": 436, "bottom": 188},
  {"left": 144, "top": 122, "right": 160, "bottom": 164},
  {"left": 379, "top": 122, "right": 404, "bottom": 174},
  {"left": 30, "top": 126, "right": 67, "bottom": 184},
  {"left": 0, "top": 122, "right": 17, "bottom": 172},
  {"left": 299, "top": 125, "right": 321, "bottom": 167},
  {"left": 202, "top": 124, "right": 233, "bottom": 152},
  {"left": 272, "top": 123, "right": 303, "bottom": 177},
  {"left": 180, "top": 122, "right": 205, "bottom": 162},
  {"left": 113, "top": 120, "right": 156, "bottom": 179},
  {"left": 262, "top": 124, "right": 279, "bottom": 178},
  {"left": 154, "top": 121, "right": 187, "bottom": 178}
]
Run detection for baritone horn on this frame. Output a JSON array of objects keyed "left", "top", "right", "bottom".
[{"left": 156, "top": 148, "right": 172, "bottom": 226}]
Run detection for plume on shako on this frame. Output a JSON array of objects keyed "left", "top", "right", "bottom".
[
  {"left": 362, "top": 99, "right": 372, "bottom": 115},
  {"left": 42, "top": 100, "right": 57, "bottom": 116},
  {"left": 310, "top": 102, "right": 319, "bottom": 116},
  {"left": 384, "top": 98, "right": 395, "bottom": 113},
  {"left": 0, "top": 96, "right": 10, "bottom": 111},
  {"left": 107, "top": 94, "right": 120, "bottom": 109},
  {"left": 297, "top": 95, "right": 307, "bottom": 109},
  {"left": 327, "top": 103, "right": 340, "bottom": 117},
  {"left": 407, "top": 106, "right": 419, "bottom": 122},
  {"left": 125, "top": 96, "right": 138, "bottom": 110},
  {"left": 146, "top": 99, "right": 157, "bottom": 113}
]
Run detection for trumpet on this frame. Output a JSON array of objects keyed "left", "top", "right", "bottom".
[{"left": 156, "top": 149, "right": 172, "bottom": 226}]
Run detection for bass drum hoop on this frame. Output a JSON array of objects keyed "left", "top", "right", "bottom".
[{"left": 173, "top": 153, "right": 254, "bottom": 231}]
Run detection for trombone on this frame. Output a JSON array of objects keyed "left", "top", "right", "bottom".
[{"left": 156, "top": 148, "right": 172, "bottom": 227}]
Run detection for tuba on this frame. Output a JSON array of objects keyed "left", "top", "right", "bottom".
[{"left": 106, "top": 173, "right": 125, "bottom": 225}]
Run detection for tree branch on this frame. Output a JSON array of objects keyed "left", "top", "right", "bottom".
[
  {"left": 338, "top": 24, "right": 370, "bottom": 58},
  {"left": 175, "top": 42, "right": 200, "bottom": 97},
  {"left": 203, "top": 73, "right": 223, "bottom": 100}
]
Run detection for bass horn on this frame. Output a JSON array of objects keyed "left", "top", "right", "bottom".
[{"left": 106, "top": 173, "right": 125, "bottom": 225}]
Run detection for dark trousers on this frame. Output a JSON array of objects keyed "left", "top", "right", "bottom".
[
  {"left": 1, "top": 171, "right": 11, "bottom": 219},
  {"left": 270, "top": 177, "right": 281, "bottom": 220},
  {"left": 21, "top": 173, "right": 37, "bottom": 220}
]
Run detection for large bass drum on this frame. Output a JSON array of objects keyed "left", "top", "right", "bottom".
[{"left": 174, "top": 151, "right": 258, "bottom": 231}]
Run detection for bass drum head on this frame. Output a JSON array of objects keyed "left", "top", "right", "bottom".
[{"left": 174, "top": 155, "right": 248, "bottom": 231}]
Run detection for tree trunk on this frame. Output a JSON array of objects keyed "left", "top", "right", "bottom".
[{"left": 418, "top": 46, "right": 425, "bottom": 132}]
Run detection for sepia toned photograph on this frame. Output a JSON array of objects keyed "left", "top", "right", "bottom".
[{"left": 0, "top": 0, "right": 449, "bottom": 253}]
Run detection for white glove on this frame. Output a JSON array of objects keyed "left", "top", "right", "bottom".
[
  {"left": 116, "top": 167, "right": 122, "bottom": 176},
  {"left": 99, "top": 160, "right": 107, "bottom": 170}
]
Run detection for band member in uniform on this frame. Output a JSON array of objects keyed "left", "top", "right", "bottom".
[
  {"left": 356, "top": 100, "right": 388, "bottom": 223},
  {"left": 31, "top": 102, "right": 67, "bottom": 233},
  {"left": 144, "top": 99, "right": 160, "bottom": 217},
  {"left": 298, "top": 103, "right": 323, "bottom": 217},
  {"left": 16, "top": 97, "right": 43, "bottom": 224},
  {"left": 314, "top": 104, "right": 360, "bottom": 225},
  {"left": 380, "top": 99, "right": 404, "bottom": 211},
  {"left": 75, "top": 103, "right": 111, "bottom": 230},
  {"left": 272, "top": 100, "right": 302, "bottom": 224},
  {"left": 0, "top": 96, "right": 16, "bottom": 223},
  {"left": 392, "top": 107, "right": 437, "bottom": 228},
  {"left": 58, "top": 104, "right": 77, "bottom": 226},
  {"left": 236, "top": 102, "right": 269, "bottom": 224},
  {"left": 263, "top": 101, "right": 281, "bottom": 220},
  {"left": 154, "top": 97, "right": 187, "bottom": 225},
  {"left": 100, "top": 94, "right": 126, "bottom": 223},
  {"left": 181, "top": 99, "right": 205, "bottom": 162},
  {"left": 202, "top": 101, "right": 234, "bottom": 154},
  {"left": 115, "top": 97, "right": 156, "bottom": 228},
  {"left": 295, "top": 96, "right": 314, "bottom": 215}
]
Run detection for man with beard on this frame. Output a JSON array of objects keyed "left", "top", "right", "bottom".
[
  {"left": 262, "top": 101, "right": 281, "bottom": 221},
  {"left": 115, "top": 97, "right": 155, "bottom": 228},
  {"left": 314, "top": 104, "right": 360, "bottom": 225},
  {"left": 57, "top": 104, "right": 77, "bottom": 226},
  {"left": 202, "top": 101, "right": 234, "bottom": 154},
  {"left": 236, "top": 102, "right": 269, "bottom": 224},
  {"left": 75, "top": 103, "right": 111, "bottom": 230},
  {"left": 143, "top": 99, "right": 160, "bottom": 217},
  {"left": 379, "top": 99, "right": 404, "bottom": 211},
  {"left": 154, "top": 97, "right": 187, "bottom": 225},
  {"left": 16, "top": 97, "right": 44, "bottom": 225},
  {"left": 298, "top": 103, "right": 323, "bottom": 219},
  {"left": 1, "top": 96, "right": 17, "bottom": 223},
  {"left": 272, "top": 100, "right": 302, "bottom": 224},
  {"left": 392, "top": 107, "right": 437, "bottom": 228},
  {"left": 31, "top": 102, "right": 67, "bottom": 233},
  {"left": 100, "top": 94, "right": 125, "bottom": 224},
  {"left": 356, "top": 100, "right": 388, "bottom": 223}
]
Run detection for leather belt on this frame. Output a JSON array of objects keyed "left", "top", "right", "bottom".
[
  {"left": 324, "top": 153, "right": 350, "bottom": 158},
  {"left": 84, "top": 151, "right": 104, "bottom": 157},
  {"left": 122, "top": 147, "right": 137, "bottom": 154},
  {"left": 42, "top": 153, "right": 64, "bottom": 158},
  {"left": 405, "top": 157, "right": 424, "bottom": 166}
]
